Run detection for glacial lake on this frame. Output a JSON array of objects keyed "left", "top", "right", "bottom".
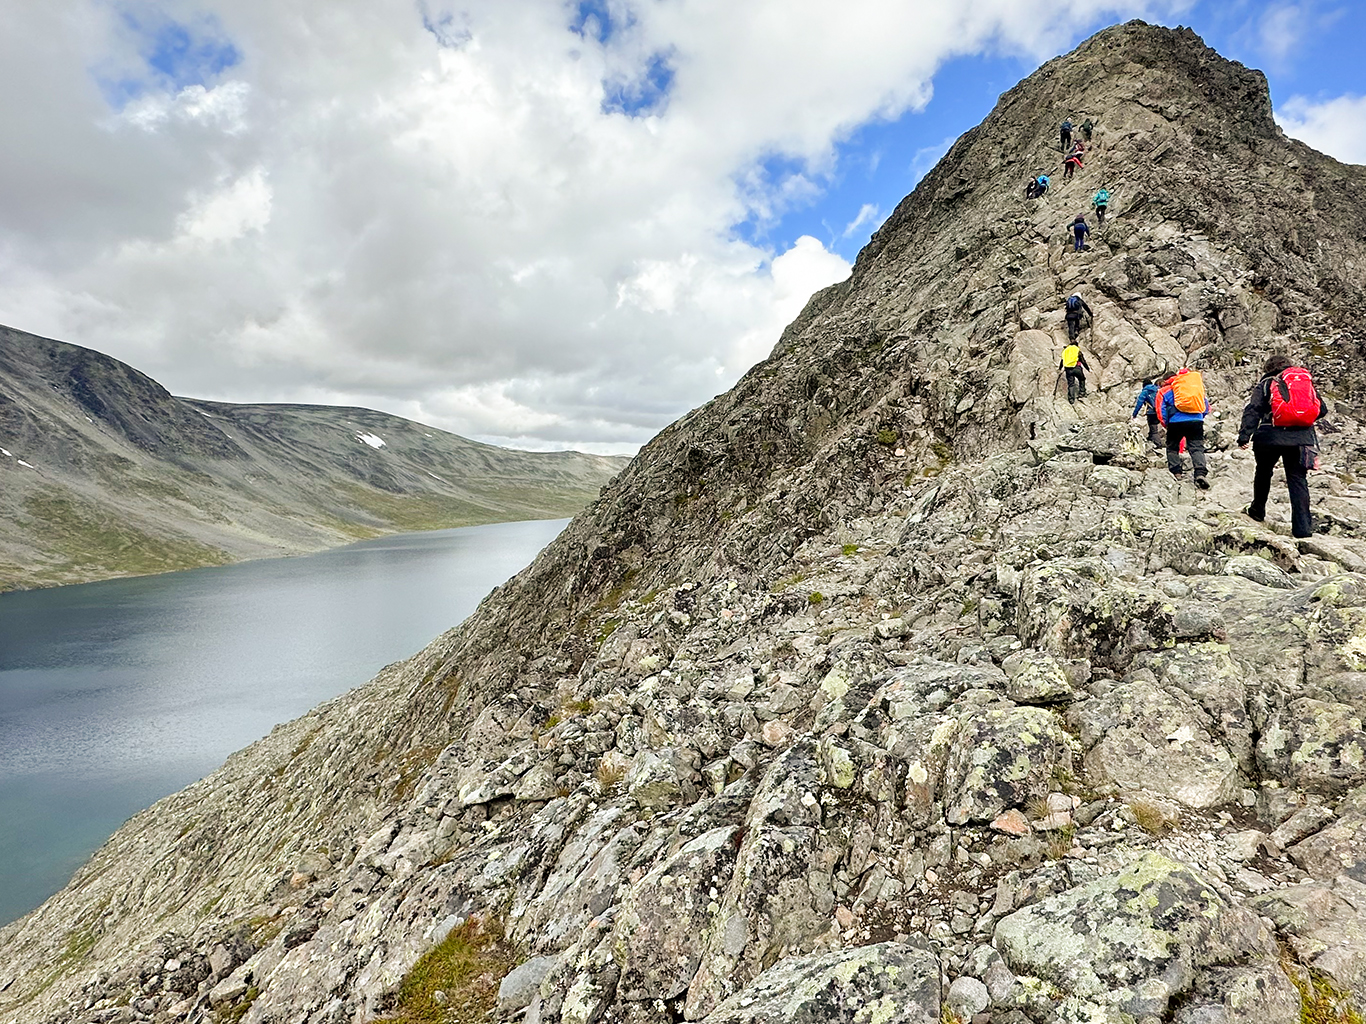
[{"left": 0, "top": 518, "right": 567, "bottom": 926}]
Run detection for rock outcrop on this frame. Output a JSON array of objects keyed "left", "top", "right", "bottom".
[{"left": 5, "top": 19, "right": 1366, "bottom": 1024}]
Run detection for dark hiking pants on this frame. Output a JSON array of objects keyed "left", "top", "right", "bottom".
[
  {"left": 1145, "top": 412, "right": 1161, "bottom": 446},
  {"left": 1073, "top": 231, "right": 1086, "bottom": 251},
  {"left": 1166, "top": 420, "right": 1207, "bottom": 480},
  {"left": 1096, "top": 204, "right": 1106, "bottom": 226},
  {"left": 1066, "top": 314, "right": 1082, "bottom": 340},
  {"left": 1249, "top": 442, "right": 1312, "bottom": 538},
  {"left": 1065, "top": 367, "right": 1086, "bottom": 403},
  {"left": 1061, "top": 129, "right": 1071, "bottom": 152}
]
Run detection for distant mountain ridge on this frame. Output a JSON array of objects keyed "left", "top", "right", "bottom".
[{"left": 0, "top": 325, "right": 627, "bottom": 591}]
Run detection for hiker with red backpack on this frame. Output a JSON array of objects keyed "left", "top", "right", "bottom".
[
  {"left": 1158, "top": 367, "right": 1211, "bottom": 489},
  {"left": 1237, "top": 354, "right": 1326, "bottom": 538},
  {"left": 1062, "top": 141, "right": 1084, "bottom": 181}
]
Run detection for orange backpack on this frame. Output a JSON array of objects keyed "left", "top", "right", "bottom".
[{"left": 1171, "top": 369, "right": 1206, "bottom": 414}]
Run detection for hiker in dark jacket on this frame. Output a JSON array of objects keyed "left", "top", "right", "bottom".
[
  {"left": 1063, "top": 293, "right": 1093, "bottom": 340},
  {"left": 1081, "top": 117, "right": 1094, "bottom": 142},
  {"left": 1237, "top": 354, "right": 1327, "bottom": 538},
  {"left": 1131, "top": 379, "right": 1161, "bottom": 447},
  {"left": 1060, "top": 119, "right": 1073, "bottom": 152},
  {"left": 1070, "top": 214, "right": 1091, "bottom": 251}
]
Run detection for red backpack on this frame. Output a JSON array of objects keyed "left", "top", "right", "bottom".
[
  {"left": 1154, "top": 379, "right": 1175, "bottom": 424},
  {"left": 1269, "top": 367, "right": 1320, "bottom": 427}
]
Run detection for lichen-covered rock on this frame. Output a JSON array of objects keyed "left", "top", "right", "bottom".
[
  {"left": 1250, "top": 876, "right": 1366, "bottom": 1005},
  {"left": 1224, "top": 555, "right": 1295, "bottom": 589},
  {"left": 697, "top": 941, "right": 940, "bottom": 1023},
  {"left": 611, "top": 826, "right": 739, "bottom": 1000},
  {"left": 1071, "top": 677, "right": 1242, "bottom": 807},
  {"left": 1001, "top": 649, "right": 1075, "bottom": 704},
  {"left": 1256, "top": 697, "right": 1366, "bottom": 796},
  {"left": 994, "top": 853, "right": 1275, "bottom": 1017},
  {"left": 942, "top": 706, "right": 1073, "bottom": 825}
]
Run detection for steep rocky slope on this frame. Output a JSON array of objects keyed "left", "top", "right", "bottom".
[
  {"left": 5, "top": 20, "right": 1366, "bottom": 1024},
  {"left": 0, "top": 327, "right": 626, "bottom": 591}
]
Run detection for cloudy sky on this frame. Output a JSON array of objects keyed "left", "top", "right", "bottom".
[{"left": 0, "top": 1, "right": 1361, "bottom": 454}]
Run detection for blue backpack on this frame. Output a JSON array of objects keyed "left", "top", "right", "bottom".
[{"left": 1067, "top": 295, "right": 1081, "bottom": 312}]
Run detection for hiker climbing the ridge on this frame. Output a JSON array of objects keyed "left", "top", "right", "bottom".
[
  {"left": 1131, "top": 378, "right": 1162, "bottom": 448},
  {"left": 1237, "top": 354, "right": 1326, "bottom": 538},
  {"left": 1059, "top": 339, "right": 1090, "bottom": 404},
  {"left": 1063, "top": 141, "right": 1085, "bottom": 181},
  {"left": 1060, "top": 118, "right": 1073, "bottom": 153},
  {"left": 1024, "top": 174, "right": 1050, "bottom": 200},
  {"left": 1159, "top": 367, "right": 1211, "bottom": 489},
  {"left": 1081, "top": 117, "right": 1094, "bottom": 142},
  {"left": 1063, "top": 292, "right": 1093, "bottom": 340},
  {"left": 1092, "top": 185, "right": 1110, "bottom": 227},
  {"left": 1070, "top": 213, "right": 1091, "bottom": 252}
]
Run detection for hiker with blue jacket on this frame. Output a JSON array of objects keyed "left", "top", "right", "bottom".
[
  {"left": 1131, "top": 378, "right": 1161, "bottom": 447},
  {"left": 1161, "top": 368, "right": 1210, "bottom": 489},
  {"left": 1237, "top": 354, "right": 1327, "bottom": 538},
  {"left": 1070, "top": 214, "right": 1091, "bottom": 251}
]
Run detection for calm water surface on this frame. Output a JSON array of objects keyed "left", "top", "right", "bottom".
[{"left": 0, "top": 518, "right": 566, "bottom": 925}]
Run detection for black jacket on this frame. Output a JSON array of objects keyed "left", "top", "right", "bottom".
[
  {"left": 1064, "top": 298, "right": 1093, "bottom": 320},
  {"left": 1237, "top": 375, "right": 1327, "bottom": 447}
]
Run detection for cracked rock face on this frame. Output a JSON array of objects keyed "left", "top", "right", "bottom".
[{"left": 6, "top": 19, "right": 1366, "bottom": 1024}]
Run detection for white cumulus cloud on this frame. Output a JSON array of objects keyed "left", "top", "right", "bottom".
[
  {"left": 1277, "top": 93, "right": 1366, "bottom": 165},
  {"left": 0, "top": 0, "right": 1193, "bottom": 453}
]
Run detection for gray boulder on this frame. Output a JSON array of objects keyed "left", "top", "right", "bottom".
[
  {"left": 698, "top": 941, "right": 940, "bottom": 1023},
  {"left": 994, "top": 853, "right": 1274, "bottom": 1018}
]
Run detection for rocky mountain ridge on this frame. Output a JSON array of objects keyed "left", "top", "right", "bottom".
[
  {"left": 5, "top": 20, "right": 1366, "bottom": 1024},
  {"left": 0, "top": 326, "right": 626, "bottom": 591}
]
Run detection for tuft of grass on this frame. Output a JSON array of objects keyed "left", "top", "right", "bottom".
[
  {"left": 596, "top": 757, "right": 628, "bottom": 793},
  {"left": 876, "top": 429, "right": 899, "bottom": 446},
  {"left": 215, "top": 985, "right": 260, "bottom": 1024},
  {"left": 808, "top": 591, "right": 825, "bottom": 606},
  {"left": 842, "top": 543, "right": 859, "bottom": 556},
  {"left": 380, "top": 918, "right": 518, "bottom": 1024},
  {"left": 1045, "top": 826, "right": 1076, "bottom": 861},
  {"left": 1283, "top": 959, "right": 1364, "bottom": 1024},
  {"left": 1129, "top": 799, "right": 1179, "bottom": 835}
]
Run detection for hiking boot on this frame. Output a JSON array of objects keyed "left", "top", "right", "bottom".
[
  {"left": 1194, "top": 476, "right": 1210, "bottom": 491},
  {"left": 1243, "top": 506, "right": 1265, "bottom": 522}
]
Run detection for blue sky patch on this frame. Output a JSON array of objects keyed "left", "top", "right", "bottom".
[
  {"left": 572, "top": 0, "right": 629, "bottom": 45},
  {"left": 743, "top": 0, "right": 1366, "bottom": 265},
  {"left": 602, "top": 49, "right": 675, "bottom": 117},
  {"left": 97, "top": 9, "right": 241, "bottom": 109},
  {"left": 419, "top": 2, "right": 472, "bottom": 49}
]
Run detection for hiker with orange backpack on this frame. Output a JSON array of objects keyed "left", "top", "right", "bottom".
[
  {"left": 1237, "top": 354, "right": 1326, "bottom": 538},
  {"left": 1158, "top": 367, "right": 1210, "bottom": 489}
]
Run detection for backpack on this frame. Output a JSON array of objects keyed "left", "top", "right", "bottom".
[
  {"left": 1094, "top": 189, "right": 1109, "bottom": 206},
  {"left": 1171, "top": 369, "right": 1206, "bottom": 414},
  {"left": 1268, "top": 367, "right": 1320, "bottom": 427},
  {"left": 1155, "top": 381, "right": 1175, "bottom": 424},
  {"left": 1062, "top": 345, "right": 1081, "bottom": 368},
  {"left": 1066, "top": 295, "right": 1081, "bottom": 312}
]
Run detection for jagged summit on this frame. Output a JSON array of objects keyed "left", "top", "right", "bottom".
[{"left": 6, "top": 21, "right": 1366, "bottom": 1024}]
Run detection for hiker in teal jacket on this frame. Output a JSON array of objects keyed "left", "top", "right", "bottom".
[
  {"left": 1092, "top": 186, "right": 1110, "bottom": 227},
  {"left": 1131, "top": 379, "right": 1161, "bottom": 448}
]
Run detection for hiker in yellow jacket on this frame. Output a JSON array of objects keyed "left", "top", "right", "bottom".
[{"left": 1059, "top": 343, "right": 1090, "bottom": 404}]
